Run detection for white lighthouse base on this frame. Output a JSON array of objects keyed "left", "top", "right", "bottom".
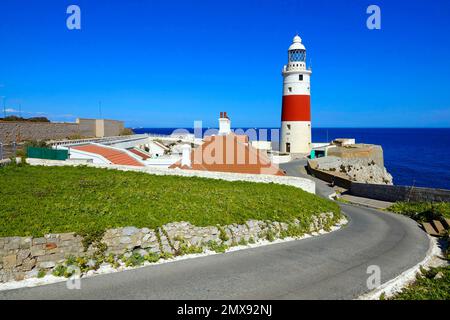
[{"left": 280, "top": 121, "right": 311, "bottom": 154}]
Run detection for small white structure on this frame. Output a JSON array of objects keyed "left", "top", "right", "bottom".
[
  {"left": 181, "top": 144, "right": 192, "bottom": 167},
  {"left": 218, "top": 112, "right": 231, "bottom": 135}
]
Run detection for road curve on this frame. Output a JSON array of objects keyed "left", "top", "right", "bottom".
[{"left": 0, "top": 161, "right": 430, "bottom": 299}]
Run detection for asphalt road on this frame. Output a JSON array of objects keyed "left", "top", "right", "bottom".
[{"left": 0, "top": 160, "right": 430, "bottom": 299}]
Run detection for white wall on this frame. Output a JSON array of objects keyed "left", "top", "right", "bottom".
[{"left": 25, "top": 158, "right": 316, "bottom": 194}]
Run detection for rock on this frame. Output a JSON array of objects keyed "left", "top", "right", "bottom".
[
  {"left": 122, "top": 227, "right": 139, "bottom": 236},
  {"left": 141, "top": 228, "right": 151, "bottom": 234},
  {"left": 120, "top": 237, "right": 132, "bottom": 244},
  {"left": 32, "top": 237, "right": 46, "bottom": 245},
  {"left": 59, "top": 233, "right": 76, "bottom": 241},
  {"left": 20, "top": 237, "right": 32, "bottom": 249},
  {"left": 25, "top": 269, "right": 39, "bottom": 279},
  {"left": 434, "top": 271, "right": 444, "bottom": 279},
  {"left": 315, "top": 156, "right": 393, "bottom": 185},
  {"left": 2, "top": 255, "right": 17, "bottom": 269},
  {"left": 30, "top": 245, "right": 46, "bottom": 257},
  {"left": 38, "top": 261, "right": 56, "bottom": 269},
  {"left": 4, "top": 237, "right": 21, "bottom": 250},
  {"left": 21, "top": 258, "right": 37, "bottom": 271},
  {"left": 14, "top": 273, "right": 25, "bottom": 281},
  {"left": 17, "top": 249, "right": 31, "bottom": 264}
]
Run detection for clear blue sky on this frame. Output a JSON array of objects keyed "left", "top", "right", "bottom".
[{"left": 1, "top": 0, "right": 449, "bottom": 128}]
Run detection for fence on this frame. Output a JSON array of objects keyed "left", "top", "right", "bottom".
[{"left": 27, "top": 147, "right": 69, "bottom": 160}]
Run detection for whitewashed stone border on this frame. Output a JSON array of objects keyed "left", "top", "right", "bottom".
[{"left": 25, "top": 158, "right": 315, "bottom": 194}]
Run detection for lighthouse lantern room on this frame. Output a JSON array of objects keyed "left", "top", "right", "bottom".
[{"left": 280, "top": 35, "right": 312, "bottom": 154}]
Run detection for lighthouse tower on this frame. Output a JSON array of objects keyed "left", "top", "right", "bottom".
[{"left": 280, "top": 35, "right": 312, "bottom": 154}]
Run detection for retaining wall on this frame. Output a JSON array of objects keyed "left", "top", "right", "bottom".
[
  {"left": 0, "top": 122, "right": 81, "bottom": 143},
  {"left": 350, "top": 183, "right": 450, "bottom": 203},
  {"left": 0, "top": 214, "right": 338, "bottom": 282},
  {"left": 307, "top": 162, "right": 450, "bottom": 202}
]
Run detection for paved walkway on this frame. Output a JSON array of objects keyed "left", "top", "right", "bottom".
[{"left": 340, "top": 194, "right": 393, "bottom": 210}]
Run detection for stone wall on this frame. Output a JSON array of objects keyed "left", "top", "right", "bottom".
[
  {"left": 0, "top": 122, "right": 81, "bottom": 143},
  {"left": 0, "top": 119, "right": 125, "bottom": 144},
  {"left": 0, "top": 213, "right": 338, "bottom": 283},
  {"left": 350, "top": 183, "right": 450, "bottom": 203}
]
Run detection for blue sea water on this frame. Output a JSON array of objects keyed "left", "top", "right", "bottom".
[{"left": 133, "top": 127, "right": 450, "bottom": 190}]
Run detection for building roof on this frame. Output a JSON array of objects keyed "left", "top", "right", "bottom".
[
  {"left": 128, "top": 148, "right": 150, "bottom": 160},
  {"left": 169, "top": 134, "right": 284, "bottom": 175},
  {"left": 72, "top": 144, "right": 144, "bottom": 167},
  {"left": 288, "top": 34, "right": 306, "bottom": 51}
]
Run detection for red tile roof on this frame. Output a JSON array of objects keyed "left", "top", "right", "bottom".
[
  {"left": 128, "top": 148, "right": 150, "bottom": 160},
  {"left": 169, "top": 134, "right": 284, "bottom": 175},
  {"left": 72, "top": 144, "right": 144, "bottom": 167}
]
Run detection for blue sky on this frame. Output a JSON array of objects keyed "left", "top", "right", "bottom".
[{"left": 0, "top": 0, "right": 449, "bottom": 128}]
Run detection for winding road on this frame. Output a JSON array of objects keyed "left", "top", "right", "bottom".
[{"left": 0, "top": 160, "right": 430, "bottom": 299}]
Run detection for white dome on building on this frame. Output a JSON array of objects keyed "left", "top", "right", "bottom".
[{"left": 288, "top": 34, "right": 305, "bottom": 50}]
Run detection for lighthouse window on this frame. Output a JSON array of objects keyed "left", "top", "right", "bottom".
[
  {"left": 289, "top": 49, "right": 306, "bottom": 62},
  {"left": 299, "top": 75, "right": 303, "bottom": 81},
  {"left": 288, "top": 87, "right": 292, "bottom": 92}
]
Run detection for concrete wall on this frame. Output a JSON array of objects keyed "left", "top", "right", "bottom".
[
  {"left": 78, "top": 119, "right": 124, "bottom": 138},
  {"left": 326, "top": 144, "right": 384, "bottom": 167}
]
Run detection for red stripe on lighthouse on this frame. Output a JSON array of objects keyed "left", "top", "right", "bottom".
[{"left": 281, "top": 95, "right": 311, "bottom": 121}]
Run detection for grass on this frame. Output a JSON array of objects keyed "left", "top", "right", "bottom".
[
  {"left": 0, "top": 164, "right": 340, "bottom": 237},
  {"left": 389, "top": 266, "right": 450, "bottom": 300},
  {"left": 387, "top": 201, "right": 450, "bottom": 222}
]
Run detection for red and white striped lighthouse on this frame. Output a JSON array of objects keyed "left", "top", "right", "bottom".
[{"left": 280, "top": 35, "right": 312, "bottom": 154}]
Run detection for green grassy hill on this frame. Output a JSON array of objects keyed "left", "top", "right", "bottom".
[{"left": 0, "top": 164, "right": 340, "bottom": 237}]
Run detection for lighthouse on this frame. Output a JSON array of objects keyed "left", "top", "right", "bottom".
[{"left": 280, "top": 35, "right": 312, "bottom": 154}]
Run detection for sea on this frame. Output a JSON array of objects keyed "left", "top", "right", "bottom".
[{"left": 133, "top": 127, "right": 450, "bottom": 190}]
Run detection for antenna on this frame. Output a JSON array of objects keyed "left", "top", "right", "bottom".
[
  {"left": 98, "top": 101, "right": 102, "bottom": 119},
  {"left": 2, "top": 96, "right": 5, "bottom": 119}
]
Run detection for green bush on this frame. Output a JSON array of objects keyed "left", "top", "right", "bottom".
[
  {"left": 387, "top": 202, "right": 450, "bottom": 221},
  {"left": 391, "top": 266, "right": 450, "bottom": 300},
  {"left": 207, "top": 240, "right": 228, "bottom": 253}
]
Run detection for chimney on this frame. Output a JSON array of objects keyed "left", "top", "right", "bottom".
[
  {"left": 181, "top": 144, "right": 192, "bottom": 167},
  {"left": 218, "top": 112, "right": 231, "bottom": 135}
]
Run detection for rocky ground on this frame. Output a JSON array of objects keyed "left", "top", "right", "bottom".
[{"left": 315, "top": 156, "right": 393, "bottom": 185}]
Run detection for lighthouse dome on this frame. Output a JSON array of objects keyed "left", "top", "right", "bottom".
[{"left": 288, "top": 34, "right": 305, "bottom": 50}]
